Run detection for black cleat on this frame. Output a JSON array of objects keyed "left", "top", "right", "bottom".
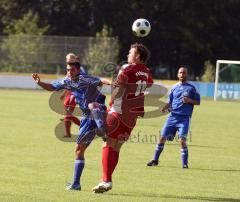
[
  {"left": 183, "top": 164, "right": 189, "bottom": 169},
  {"left": 147, "top": 160, "right": 159, "bottom": 166}
]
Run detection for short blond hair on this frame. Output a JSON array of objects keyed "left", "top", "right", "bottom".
[{"left": 66, "top": 53, "right": 80, "bottom": 63}]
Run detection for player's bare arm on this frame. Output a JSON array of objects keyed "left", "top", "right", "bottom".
[
  {"left": 32, "top": 73, "right": 55, "bottom": 91},
  {"left": 111, "top": 84, "right": 125, "bottom": 101},
  {"left": 100, "top": 78, "right": 112, "bottom": 86},
  {"left": 161, "top": 103, "right": 170, "bottom": 113},
  {"left": 182, "top": 97, "right": 200, "bottom": 105}
]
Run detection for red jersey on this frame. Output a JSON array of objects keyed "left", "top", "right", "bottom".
[{"left": 109, "top": 63, "right": 153, "bottom": 128}]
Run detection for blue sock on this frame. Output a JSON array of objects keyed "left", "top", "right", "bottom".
[
  {"left": 153, "top": 143, "right": 165, "bottom": 161},
  {"left": 92, "top": 108, "right": 104, "bottom": 129},
  {"left": 181, "top": 147, "right": 188, "bottom": 166},
  {"left": 73, "top": 159, "right": 85, "bottom": 186}
]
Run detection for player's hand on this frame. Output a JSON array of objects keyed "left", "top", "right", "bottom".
[
  {"left": 183, "top": 96, "right": 192, "bottom": 104},
  {"left": 161, "top": 107, "right": 167, "bottom": 113},
  {"left": 32, "top": 73, "right": 40, "bottom": 83}
]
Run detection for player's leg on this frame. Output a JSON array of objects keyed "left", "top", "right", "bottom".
[
  {"left": 67, "top": 118, "right": 96, "bottom": 190},
  {"left": 67, "top": 143, "right": 87, "bottom": 190},
  {"left": 67, "top": 94, "right": 80, "bottom": 126},
  {"left": 147, "top": 115, "right": 176, "bottom": 166},
  {"left": 92, "top": 136, "right": 116, "bottom": 193},
  {"left": 177, "top": 117, "right": 190, "bottom": 168},
  {"left": 88, "top": 102, "right": 106, "bottom": 137},
  {"left": 93, "top": 137, "right": 127, "bottom": 193},
  {"left": 111, "top": 140, "right": 124, "bottom": 174},
  {"left": 93, "top": 113, "right": 130, "bottom": 193},
  {"left": 147, "top": 136, "right": 166, "bottom": 166},
  {"left": 63, "top": 94, "right": 73, "bottom": 137}
]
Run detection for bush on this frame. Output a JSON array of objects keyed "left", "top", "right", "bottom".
[{"left": 201, "top": 60, "right": 215, "bottom": 82}]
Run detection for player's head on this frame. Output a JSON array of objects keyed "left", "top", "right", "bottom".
[
  {"left": 66, "top": 53, "right": 81, "bottom": 78},
  {"left": 128, "top": 43, "right": 150, "bottom": 65},
  {"left": 178, "top": 67, "right": 188, "bottom": 83},
  {"left": 66, "top": 53, "right": 80, "bottom": 64}
]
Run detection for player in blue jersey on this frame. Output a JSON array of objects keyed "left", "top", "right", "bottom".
[
  {"left": 147, "top": 67, "right": 200, "bottom": 168},
  {"left": 32, "top": 61, "right": 110, "bottom": 191}
]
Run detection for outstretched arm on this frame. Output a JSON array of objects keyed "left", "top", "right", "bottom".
[
  {"left": 32, "top": 73, "right": 55, "bottom": 91},
  {"left": 99, "top": 78, "right": 112, "bottom": 86}
]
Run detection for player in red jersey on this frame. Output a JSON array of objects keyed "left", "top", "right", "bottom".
[{"left": 92, "top": 43, "right": 153, "bottom": 193}]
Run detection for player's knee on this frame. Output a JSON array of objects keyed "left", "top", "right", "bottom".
[
  {"left": 74, "top": 144, "right": 86, "bottom": 157},
  {"left": 103, "top": 136, "right": 117, "bottom": 148},
  {"left": 180, "top": 138, "right": 187, "bottom": 147},
  {"left": 159, "top": 136, "right": 166, "bottom": 144},
  {"left": 75, "top": 148, "right": 84, "bottom": 157}
]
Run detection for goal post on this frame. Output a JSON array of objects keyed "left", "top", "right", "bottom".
[{"left": 214, "top": 60, "right": 240, "bottom": 101}]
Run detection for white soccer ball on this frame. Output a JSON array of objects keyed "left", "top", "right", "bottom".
[{"left": 132, "top": 18, "right": 151, "bottom": 37}]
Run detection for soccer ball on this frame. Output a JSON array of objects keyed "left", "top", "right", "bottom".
[{"left": 132, "top": 18, "right": 151, "bottom": 37}]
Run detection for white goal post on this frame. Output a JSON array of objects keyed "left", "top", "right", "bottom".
[{"left": 214, "top": 60, "right": 240, "bottom": 101}]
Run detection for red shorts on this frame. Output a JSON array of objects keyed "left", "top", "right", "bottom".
[
  {"left": 64, "top": 94, "right": 76, "bottom": 112},
  {"left": 106, "top": 112, "right": 136, "bottom": 141}
]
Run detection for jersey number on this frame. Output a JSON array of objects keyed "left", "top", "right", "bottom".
[{"left": 135, "top": 80, "right": 147, "bottom": 96}]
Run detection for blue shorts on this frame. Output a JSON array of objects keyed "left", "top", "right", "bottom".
[
  {"left": 76, "top": 104, "right": 106, "bottom": 145},
  {"left": 76, "top": 116, "right": 97, "bottom": 145},
  {"left": 161, "top": 113, "right": 190, "bottom": 140}
]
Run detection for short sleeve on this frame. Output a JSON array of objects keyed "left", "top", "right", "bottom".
[
  {"left": 193, "top": 88, "right": 201, "bottom": 103},
  {"left": 190, "top": 86, "right": 201, "bottom": 103},
  {"left": 81, "top": 74, "right": 101, "bottom": 87},
  {"left": 51, "top": 79, "right": 65, "bottom": 91},
  {"left": 147, "top": 71, "right": 153, "bottom": 87},
  {"left": 115, "top": 71, "right": 128, "bottom": 86},
  {"left": 168, "top": 88, "right": 174, "bottom": 104}
]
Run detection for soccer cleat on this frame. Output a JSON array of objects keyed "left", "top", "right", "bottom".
[
  {"left": 66, "top": 183, "right": 81, "bottom": 191},
  {"left": 182, "top": 164, "right": 189, "bottom": 169},
  {"left": 147, "top": 160, "right": 159, "bottom": 166},
  {"left": 92, "top": 181, "right": 112, "bottom": 193}
]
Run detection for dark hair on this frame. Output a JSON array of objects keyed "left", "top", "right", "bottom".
[
  {"left": 67, "top": 62, "right": 80, "bottom": 70},
  {"left": 131, "top": 43, "right": 150, "bottom": 64}
]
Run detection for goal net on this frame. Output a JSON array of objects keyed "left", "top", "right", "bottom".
[{"left": 214, "top": 60, "right": 240, "bottom": 101}]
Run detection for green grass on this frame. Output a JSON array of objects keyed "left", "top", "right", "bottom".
[{"left": 0, "top": 89, "right": 240, "bottom": 201}]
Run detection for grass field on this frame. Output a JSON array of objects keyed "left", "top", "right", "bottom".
[{"left": 0, "top": 89, "right": 240, "bottom": 202}]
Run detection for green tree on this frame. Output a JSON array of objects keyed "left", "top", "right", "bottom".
[
  {"left": 0, "top": 10, "right": 49, "bottom": 72},
  {"left": 201, "top": 60, "right": 215, "bottom": 82},
  {"left": 84, "top": 24, "right": 120, "bottom": 76}
]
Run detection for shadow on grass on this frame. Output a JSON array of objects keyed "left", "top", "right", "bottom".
[
  {"left": 154, "top": 165, "right": 240, "bottom": 172},
  {"left": 189, "top": 167, "right": 240, "bottom": 172},
  {"left": 107, "top": 192, "right": 239, "bottom": 201},
  {"left": 164, "top": 142, "right": 224, "bottom": 149}
]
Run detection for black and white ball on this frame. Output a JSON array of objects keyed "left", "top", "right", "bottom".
[{"left": 132, "top": 18, "right": 151, "bottom": 37}]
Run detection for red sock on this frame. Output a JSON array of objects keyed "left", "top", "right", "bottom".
[
  {"left": 112, "top": 150, "right": 119, "bottom": 173},
  {"left": 64, "top": 118, "right": 71, "bottom": 136},
  {"left": 102, "top": 146, "right": 115, "bottom": 182}
]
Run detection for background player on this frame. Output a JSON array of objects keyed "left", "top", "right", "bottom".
[
  {"left": 60, "top": 53, "right": 86, "bottom": 137},
  {"left": 147, "top": 67, "right": 200, "bottom": 168},
  {"left": 92, "top": 43, "right": 153, "bottom": 193}
]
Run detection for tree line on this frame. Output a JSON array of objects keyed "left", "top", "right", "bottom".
[{"left": 0, "top": 0, "right": 240, "bottom": 79}]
